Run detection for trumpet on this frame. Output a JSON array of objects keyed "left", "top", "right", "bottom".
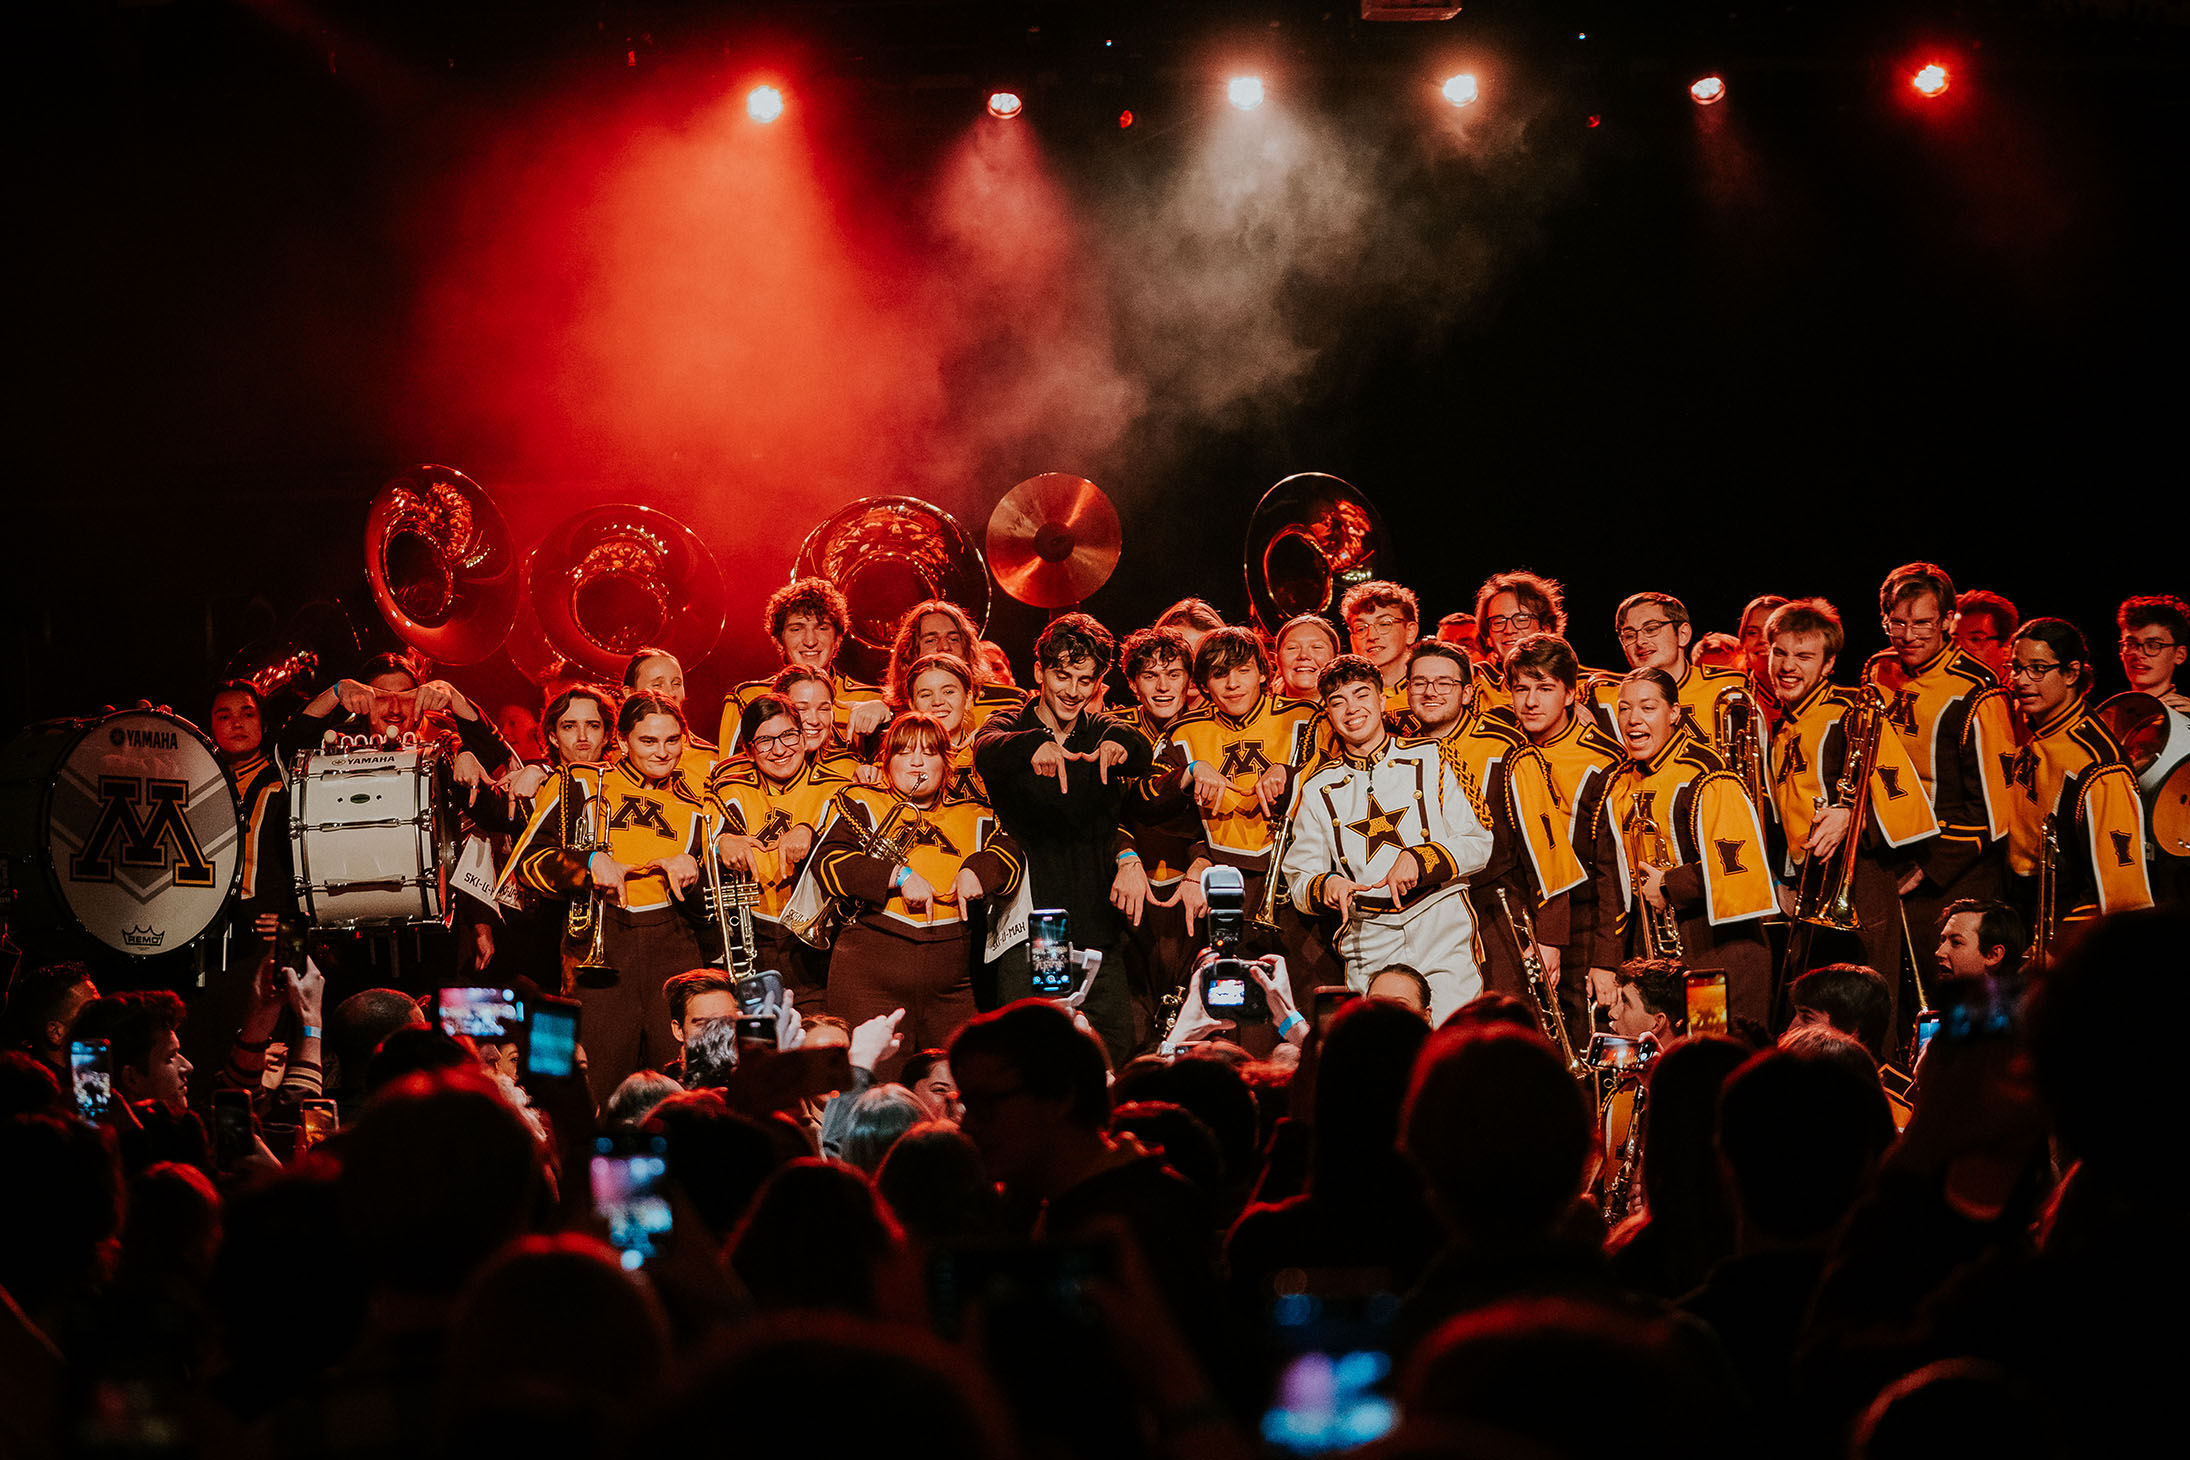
[
  {"left": 781, "top": 801, "right": 915, "bottom": 949},
  {"left": 559, "top": 763, "right": 617, "bottom": 989},
  {"left": 2028, "top": 812, "right": 2059, "bottom": 970},
  {"left": 1496, "top": 886, "right": 1584, "bottom": 1078},
  {"left": 702, "top": 816, "right": 763, "bottom": 977},
  {"left": 1631, "top": 807, "right": 1685, "bottom": 960},
  {"left": 1793, "top": 686, "right": 1887, "bottom": 931},
  {"left": 1716, "top": 688, "right": 1771, "bottom": 814}
]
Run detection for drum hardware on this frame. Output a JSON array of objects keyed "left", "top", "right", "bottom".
[
  {"left": 2097, "top": 690, "right": 2190, "bottom": 859},
  {"left": 985, "top": 474, "right": 1122, "bottom": 611},
  {"left": 1242, "top": 472, "right": 1391, "bottom": 636},
  {"left": 795, "top": 496, "right": 990, "bottom": 683},
  {"left": 289, "top": 742, "right": 459, "bottom": 929}
]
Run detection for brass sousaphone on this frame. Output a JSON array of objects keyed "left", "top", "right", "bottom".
[
  {"left": 517, "top": 505, "right": 727, "bottom": 685},
  {"left": 1243, "top": 472, "right": 1392, "bottom": 636},
  {"left": 364, "top": 465, "right": 522, "bottom": 667},
  {"left": 794, "top": 496, "right": 990, "bottom": 683}
]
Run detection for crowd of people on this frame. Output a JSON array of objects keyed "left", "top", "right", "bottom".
[{"left": 1, "top": 561, "right": 2183, "bottom": 1458}]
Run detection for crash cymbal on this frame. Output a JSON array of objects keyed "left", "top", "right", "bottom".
[{"left": 986, "top": 473, "right": 1122, "bottom": 609}]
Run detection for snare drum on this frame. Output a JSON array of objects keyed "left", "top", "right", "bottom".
[
  {"left": 0, "top": 710, "right": 244, "bottom": 956},
  {"left": 289, "top": 742, "right": 459, "bottom": 927}
]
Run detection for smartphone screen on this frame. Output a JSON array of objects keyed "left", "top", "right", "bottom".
[
  {"left": 1260, "top": 1276, "right": 1401, "bottom": 1455},
  {"left": 1029, "top": 909, "right": 1075, "bottom": 997},
  {"left": 213, "top": 1089, "right": 254, "bottom": 1171},
  {"left": 1312, "top": 986, "right": 1359, "bottom": 1031},
  {"left": 591, "top": 1135, "right": 672, "bottom": 1271},
  {"left": 70, "top": 1039, "right": 112, "bottom": 1121},
  {"left": 1588, "top": 1032, "right": 1643, "bottom": 1070},
  {"left": 276, "top": 915, "right": 309, "bottom": 971},
  {"left": 1913, "top": 1009, "right": 1942, "bottom": 1063},
  {"left": 299, "top": 1099, "right": 340, "bottom": 1147},
  {"left": 438, "top": 987, "right": 524, "bottom": 1040},
  {"left": 527, "top": 999, "right": 580, "bottom": 1079},
  {"left": 734, "top": 1014, "right": 778, "bottom": 1056},
  {"left": 1684, "top": 970, "right": 1728, "bottom": 1036}
]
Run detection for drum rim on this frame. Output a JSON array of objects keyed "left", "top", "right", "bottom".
[
  {"left": 27, "top": 708, "right": 246, "bottom": 959},
  {"left": 289, "top": 739, "right": 457, "bottom": 929}
]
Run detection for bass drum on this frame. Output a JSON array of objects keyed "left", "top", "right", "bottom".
[
  {"left": 289, "top": 743, "right": 460, "bottom": 927},
  {"left": 0, "top": 710, "right": 244, "bottom": 957}
]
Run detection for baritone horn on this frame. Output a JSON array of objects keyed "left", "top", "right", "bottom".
[
  {"left": 559, "top": 763, "right": 617, "bottom": 989},
  {"left": 1715, "top": 688, "right": 1771, "bottom": 813},
  {"left": 1793, "top": 686, "right": 1888, "bottom": 932}
]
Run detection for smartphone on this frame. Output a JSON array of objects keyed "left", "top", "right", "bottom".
[
  {"left": 1683, "top": 970, "right": 1728, "bottom": 1036},
  {"left": 591, "top": 1134, "right": 672, "bottom": 1271},
  {"left": 733, "top": 970, "right": 785, "bottom": 1015},
  {"left": 70, "top": 1038, "right": 112, "bottom": 1121},
  {"left": 1912, "top": 1008, "right": 1942, "bottom": 1064},
  {"left": 1201, "top": 957, "right": 1270, "bottom": 1022},
  {"left": 276, "top": 914, "right": 309, "bottom": 972},
  {"left": 1588, "top": 1032, "right": 1656, "bottom": 1071},
  {"left": 526, "top": 996, "right": 581, "bottom": 1079},
  {"left": 213, "top": 1088, "right": 254, "bottom": 1171},
  {"left": 299, "top": 1098, "right": 340, "bottom": 1147},
  {"left": 1259, "top": 1269, "right": 1401, "bottom": 1457},
  {"left": 1028, "top": 908, "right": 1076, "bottom": 998},
  {"left": 1312, "top": 986, "right": 1359, "bottom": 1032},
  {"left": 735, "top": 1014, "right": 779, "bottom": 1057},
  {"left": 1939, "top": 977, "right": 2020, "bottom": 1045},
  {"left": 437, "top": 987, "right": 524, "bottom": 1040}
]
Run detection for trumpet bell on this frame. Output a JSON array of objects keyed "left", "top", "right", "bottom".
[
  {"left": 364, "top": 466, "right": 520, "bottom": 667},
  {"left": 527, "top": 505, "right": 726, "bottom": 685},
  {"left": 795, "top": 496, "right": 989, "bottom": 682},
  {"left": 1243, "top": 472, "right": 1391, "bottom": 634}
]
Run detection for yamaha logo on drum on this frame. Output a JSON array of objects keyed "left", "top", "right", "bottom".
[
  {"left": 109, "top": 726, "right": 180, "bottom": 750},
  {"left": 122, "top": 924, "right": 167, "bottom": 950}
]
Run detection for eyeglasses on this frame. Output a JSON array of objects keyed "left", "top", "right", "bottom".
[
  {"left": 1615, "top": 619, "right": 1675, "bottom": 645},
  {"left": 749, "top": 730, "right": 804, "bottom": 752},
  {"left": 1884, "top": 617, "right": 1942, "bottom": 637},
  {"left": 1350, "top": 615, "right": 1411, "bottom": 635},
  {"left": 1408, "top": 676, "right": 1466, "bottom": 694},
  {"left": 2121, "top": 637, "right": 2180, "bottom": 658},
  {"left": 1485, "top": 612, "right": 1541, "bottom": 632},
  {"left": 2007, "top": 661, "right": 2062, "bottom": 681}
]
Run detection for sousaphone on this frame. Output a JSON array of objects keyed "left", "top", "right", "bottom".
[
  {"left": 795, "top": 497, "right": 989, "bottom": 683},
  {"left": 364, "top": 465, "right": 521, "bottom": 667},
  {"left": 1243, "top": 472, "right": 1391, "bottom": 635},
  {"left": 522, "top": 505, "right": 726, "bottom": 684}
]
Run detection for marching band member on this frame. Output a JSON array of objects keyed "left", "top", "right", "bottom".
[
  {"left": 1988, "top": 618, "right": 2153, "bottom": 939},
  {"left": 1112, "top": 626, "right": 1204, "bottom": 1042},
  {"left": 718, "top": 578, "right": 888, "bottom": 752},
  {"left": 1953, "top": 588, "right": 2019, "bottom": 682},
  {"left": 1435, "top": 612, "right": 1484, "bottom": 666},
  {"left": 208, "top": 680, "right": 288, "bottom": 932},
  {"left": 508, "top": 692, "right": 713, "bottom": 1096},
  {"left": 896, "top": 653, "right": 996, "bottom": 803},
  {"left": 479, "top": 682, "right": 623, "bottom": 986},
  {"left": 1472, "top": 570, "right": 1578, "bottom": 715},
  {"left": 1600, "top": 666, "right": 1777, "bottom": 1027},
  {"left": 624, "top": 648, "right": 718, "bottom": 786},
  {"left": 1404, "top": 640, "right": 1585, "bottom": 1009},
  {"left": 1589, "top": 592, "right": 1750, "bottom": 756},
  {"left": 1341, "top": 580, "right": 1421, "bottom": 723},
  {"left": 1274, "top": 612, "right": 1346, "bottom": 767},
  {"left": 2117, "top": 594, "right": 2190, "bottom": 713},
  {"left": 811, "top": 713, "right": 1022, "bottom": 1074},
  {"left": 1764, "top": 598, "right": 1938, "bottom": 1031},
  {"left": 281, "top": 652, "right": 513, "bottom": 788},
  {"left": 710, "top": 693, "right": 856, "bottom": 1014},
  {"left": 884, "top": 598, "right": 1028, "bottom": 724},
  {"left": 1282, "top": 654, "right": 1493, "bottom": 1021},
  {"left": 1738, "top": 594, "right": 1791, "bottom": 728},
  {"left": 1507, "top": 634, "right": 1629, "bottom": 1035},
  {"left": 771, "top": 665, "right": 878, "bottom": 782},
  {"left": 1861, "top": 564, "right": 2019, "bottom": 945},
  {"left": 1154, "top": 598, "right": 1226, "bottom": 713}
]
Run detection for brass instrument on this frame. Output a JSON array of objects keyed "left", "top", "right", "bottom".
[
  {"left": 780, "top": 802, "right": 915, "bottom": 950},
  {"left": 559, "top": 763, "right": 616, "bottom": 989},
  {"left": 1603, "top": 1076, "right": 1649, "bottom": 1226},
  {"left": 518, "top": 505, "right": 725, "bottom": 685},
  {"left": 1496, "top": 887, "right": 1584, "bottom": 1078},
  {"left": 364, "top": 465, "right": 520, "bottom": 666},
  {"left": 1242, "top": 472, "right": 1391, "bottom": 636},
  {"left": 700, "top": 816, "right": 764, "bottom": 976},
  {"left": 1715, "top": 688, "right": 1771, "bottom": 814},
  {"left": 1632, "top": 807, "right": 1685, "bottom": 960},
  {"left": 2029, "top": 812, "right": 2059, "bottom": 970},
  {"left": 1793, "top": 686, "right": 1888, "bottom": 931},
  {"left": 795, "top": 497, "right": 989, "bottom": 684},
  {"left": 1250, "top": 719, "right": 1317, "bottom": 932}
]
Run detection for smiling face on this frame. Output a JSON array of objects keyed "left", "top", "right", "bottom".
[
  {"left": 747, "top": 712, "right": 806, "bottom": 781},
  {"left": 1405, "top": 655, "right": 1471, "bottom": 738},
  {"left": 912, "top": 611, "right": 971, "bottom": 665},
  {"left": 1039, "top": 655, "right": 1101, "bottom": 727},
  {"left": 1481, "top": 591, "right": 1545, "bottom": 662},
  {"left": 1276, "top": 623, "right": 1338, "bottom": 697},
  {"left": 1325, "top": 679, "right": 1388, "bottom": 754},
  {"left": 1768, "top": 630, "right": 1835, "bottom": 708},
  {"left": 629, "top": 655, "right": 686, "bottom": 710},
  {"left": 1885, "top": 591, "right": 1953, "bottom": 672},
  {"left": 209, "top": 688, "right": 262, "bottom": 758},
  {"left": 1510, "top": 669, "right": 1577, "bottom": 742},
  {"left": 1739, "top": 603, "right": 1777, "bottom": 680},
  {"left": 777, "top": 612, "right": 839, "bottom": 671},
  {"left": 1206, "top": 658, "right": 1265, "bottom": 720},
  {"left": 1617, "top": 603, "right": 1690, "bottom": 674},
  {"left": 1614, "top": 680, "right": 1680, "bottom": 763},
  {"left": 1347, "top": 603, "right": 1417, "bottom": 679},
  {"left": 909, "top": 668, "right": 969, "bottom": 737},
  {"left": 367, "top": 669, "right": 419, "bottom": 736},
  {"left": 1132, "top": 655, "right": 1190, "bottom": 725},
  {"left": 623, "top": 712, "right": 686, "bottom": 780},
  {"left": 782, "top": 679, "right": 836, "bottom": 751}
]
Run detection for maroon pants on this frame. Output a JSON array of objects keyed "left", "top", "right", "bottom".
[
  {"left": 582, "top": 903, "right": 699, "bottom": 1103},
  {"left": 826, "top": 920, "right": 978, "bottom": 1082}
]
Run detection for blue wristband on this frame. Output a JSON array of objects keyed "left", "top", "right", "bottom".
[
  {"left": 300, "top": 1025, "right": 323, "bottom": 1041},
  {"left": 1277, "top": 1011, "right": 1307, "bottom": 1038},
  {"left": 890, "top": 864, "right": 911, "bottom": 890},
  {"left": 1116, "top": 849, "right": 1141, "bottom": 863}
]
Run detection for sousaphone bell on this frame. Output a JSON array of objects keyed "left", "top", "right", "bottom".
[
  {"left": 364, "top": 465, "right": 521, "bottom": 667},
  {"left": 1243, "top": 472, "right": 1391, "bottom": 635},
  {"left": 795, "top": 497, "right": 989, "bottom": 683},
  {"left": 523, "top": 505, "right": 726, "bottom": 685}
]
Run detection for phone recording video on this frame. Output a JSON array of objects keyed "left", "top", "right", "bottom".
[
  {"left": 1201, "top": 957, "right": 1270, "bottom": 1022},
  {"left": 1260, "top": 1273, "right": 1401, "bottom": 1456},
  {"left": 591, "top": 1134, "right": 672, "bottom": 1271},
  {"left": 1588, "top": 1032, "right": 1655, "bottom": 1071},
  {"left": 70, "top": 1039, "right": 112, "bottom": 1121},
  {"left": 299, "top": 1098, "right": 339, "bottom": 1148},
  {"left": 526, "top": 996, "right": 581, "bottom": 1080},
  {"left": 1028, "top": 908, "right": 1077, "bottom": 998},
  {"left": 734, "top": 1014, "right": 779, "bottom": 1056},
  {"left": 276, "top": 915, "right": 310, "bottom": 972},
  {"left": 213, "top": 1088, "right": 254, "bottom": 1171},
  {"left": 437, "top": 987, "right": 524, "bottom": 1040},
  {"left": 1913, "top": 1008, "right": 1943, "bottom": 1064},
  {"left": 1684, "top": 970, "right": 1729, "bottom": 1036}
]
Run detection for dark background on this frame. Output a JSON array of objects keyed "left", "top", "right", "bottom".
[{"left": 8, "top": 0, "right": 2185, "bottom": 740}]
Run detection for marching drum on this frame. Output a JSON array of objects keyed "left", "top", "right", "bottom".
[
  {"left": 0, "top": 709, "right": 244, "bottom": 957},
  {"left": 289, "top": 742, "right": 461, "bottom": 927},
  {"left": 2096, "top": 691, "right": 2190, "bottom": 860}
]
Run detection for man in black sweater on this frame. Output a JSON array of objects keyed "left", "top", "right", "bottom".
[{"left": 975, "top": 613, "right": 1154, "bottom": 1062}]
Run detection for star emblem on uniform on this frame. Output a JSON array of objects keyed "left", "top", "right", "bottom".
[{"left": 1346, "top": 792, "right": 1409, "bottom": 860}]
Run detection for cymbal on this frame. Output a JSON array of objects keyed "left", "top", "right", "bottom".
[{"left": 986, "top": 474, "right": 1122, "bottom": 609}]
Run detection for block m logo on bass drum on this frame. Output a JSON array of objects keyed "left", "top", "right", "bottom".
[{"left": 70, "top": 776, "right": 218, "bottom": 887}]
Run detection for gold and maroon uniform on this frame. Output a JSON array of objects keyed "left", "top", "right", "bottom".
[
  {"left": 1863, "top": 644, "right": 2018, "bottom": 927},
  {"left": 223, "top": 749, "right": 287, "bottom": 914},
  {"left": 1590, "top": 661, "right": 1752, "bottom": 758},
  {"left": 1982, "top": 697, "right": 2153, "bottom": 926},
  {"left": 1534, "top": 709, "right": 1630, "bottom": 981},
  {"left": 707, "top": 752, "right": 856, "bottom": 1009},
  {"left": 1113, "top": 704, "right": 1203, "bottom": 1041},
  {"left": 718, "top": 670, "right": 888, "bottom": 754},
  {"left": 1165, "top": 692, "right": 1320, "bottom": 874}
]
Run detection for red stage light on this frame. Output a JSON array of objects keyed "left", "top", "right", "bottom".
[
  {"left": 1228, "top": 76, "right": 1265, "bottom": 111},
  {"left": 746, "top": 85, "right": 785, "bottom": 124},
  {"left": 1911, "top": 63, "right": 1949, "bottom": 98},
  {"left": 987, "top": 91, "right": 1023, "bottom": 121},
  {"left": 1118, "top": 109, "right": 1134, "bottom": 129},
  {"left": 1586, "top": 114, "right": 1601, "bottom": 128},
  {"left": 1441, "top": 74, "right": 1480, "bottom": 109},
  {"left": 1689, "top": 75, "right": 1726, "bottom": 106}
]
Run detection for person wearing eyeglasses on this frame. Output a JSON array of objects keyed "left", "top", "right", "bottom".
[
  {"left": 1952, "top": 588, "right": 2019, "bottom": 682},
  {"left": 1405, "top": 639, "right": 1585, "bottom": 1011},
  {"left": 1471, "top": 570, "right": 1599, "bottom": 716},
  {"left": 2116, "top": 596, "right": 2190, "bottom": 713},
  {"left": 1587, "top": 592, "right": 1751, "bottom": 758},
  {"left": 1861, "top": 563, "right": 2021, "bottom": 952},
  {"left": 1341, "top": 579, "right": 1423, "bottom": 724},
  {"left": 1985, "top": 618, "right": 2152, "bottom": 939}
]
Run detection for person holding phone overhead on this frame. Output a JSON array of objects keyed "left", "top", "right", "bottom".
[{"left": 813, "top": 712, "right": 1023, "bottom": 1076}]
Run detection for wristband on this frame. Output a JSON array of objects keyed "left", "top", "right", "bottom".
[
  {"left": 300, "top": 1025, "right": 323, "bottom": 1041},
  {"left": 890, "top": 864, "right": 911, "bottom": 890},
  {"left": 1277, "top": 1011, "right": 1307, "bottom": 1038},
  {"left": 1116, "top": 849, "right": 1141, "bottom": 863}
]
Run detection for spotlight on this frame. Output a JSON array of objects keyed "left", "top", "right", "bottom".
[
  {"left": 1911, "top": 63, "right": 1950, "bottom": 98},
  {"left": 1118, "top": 109, "right": 1134, "bottom": 129},
  {"left": 987, "top": 90, "right": 1023, "bottom": 120},
  {"left": 1227, "top": 76, "right": 1265, "bottom": 111},
  {"left": 746, "top": 85, "right": 785, "bottom": 124},
  {"left": 1689, "top": 74, "right": 1726, "bottom": 106},
  {"left": 1441, "top": 74, "right": 1480, "bottom": 108}
]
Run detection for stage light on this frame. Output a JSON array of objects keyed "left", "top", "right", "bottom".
[
  {"left": 746, "top": 85, "right": 785, "bottom": 124},
  {"left": 1119, "top": 109, "right": 1134, "bottom": 129},
  {"left": 1689, "top": 75, "right": 1726, "bottom": 106},
  {"left": 1441, "top": 74, "right": 1480, "bottom": 108},
  {"left": 987, "top": 91, "right": 1023, "bottom": 120},
  {"left": 1228, "top": 76, "right": 1265, "bottom": 111},
  {"left": 1911, "top": 63, "right": 1950, "bottom": 98}
]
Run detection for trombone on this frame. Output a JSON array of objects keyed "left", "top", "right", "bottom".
[{"left": 1496, "top": 886, "right": 1585, "bottom": 1078}]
